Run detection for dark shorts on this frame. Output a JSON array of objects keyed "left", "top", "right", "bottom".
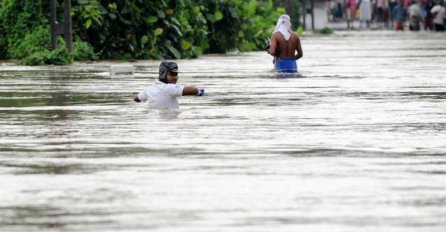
[{"left": 275, "top": 59, "right": 298, "bottom": 73}]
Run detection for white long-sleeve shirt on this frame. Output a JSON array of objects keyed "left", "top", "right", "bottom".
[
  {"left": 431, "top": 5, "right": 446, "bottom": 25},
  {"left": 137, "top": 81, "right": 184, "bottom": 109}
]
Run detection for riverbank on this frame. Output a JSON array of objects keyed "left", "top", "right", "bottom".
[{"left": 1, "top": 29, "right": 444, "bottom": 70}]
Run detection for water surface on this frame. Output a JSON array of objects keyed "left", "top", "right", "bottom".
[{"left": 1, "top": 31, "right": 446, "bottom": 232}]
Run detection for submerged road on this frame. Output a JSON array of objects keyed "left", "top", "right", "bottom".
[{"left": 1, "top": 31, "right": 446, "bottom": 232}]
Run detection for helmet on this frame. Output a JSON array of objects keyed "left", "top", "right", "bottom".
[{"left": 159, "top": 61, "right": 179, "bottom": 83}]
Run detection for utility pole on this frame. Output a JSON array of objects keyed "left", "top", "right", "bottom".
[{"left": 50, "top": 0, "right": 72, "bottom": 52}]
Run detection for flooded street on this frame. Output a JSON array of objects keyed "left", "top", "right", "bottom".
[{"left": 1, "top": 31, "right": 446, "bottom": 231}]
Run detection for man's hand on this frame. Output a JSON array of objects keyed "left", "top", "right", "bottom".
[
  {"left": 196, "top": 88, "right": 205, "bottom": 96},
  {"left": 133, "top": 95, "right": 141, "bottom": 102},
  {"left": 265, "top": 39, "right": 271, "bottom": 54}
]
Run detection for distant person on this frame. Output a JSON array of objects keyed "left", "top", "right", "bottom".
[
  {"left": 376, "top": 0, "right": 390, "bottom": 28},
  {"left": 408, "top": 0, "right": 422, "bottom": 30},
  {"left": 403, "top": 0, "right": 411, "bottom": 7},
  {"left": 392, "top": 0, "right": 408, "bottom": 30},
  {"left": 389, "top": 0, "right": 398, "bottom": 23},
  {"left": 423, "top": 0, "right": 435, "bottom": 30},
  {"left": 359, "top": 0, "right": 373, "bottom": 28},
  {"left": 133, "top": 61, "right": 205, "bottom": 109},
  {"left": 269, "top": 14, "right": 303, "bottom": 73},
  {"left": 345, "top": 0, "right": 357, "bottom": 29},
  {"left": 328, "top": 0, "right": 334, "bottom": 22},
  {"left": 332, "top": 0, "right": 344, "bottom": 21},
  {"left": 431, "top": 0, "right": 446, "bottom": 31}
]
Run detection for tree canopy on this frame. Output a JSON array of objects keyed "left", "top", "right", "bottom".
[{"left": 0, "top": 0, "right": 302, "bottom": 65}]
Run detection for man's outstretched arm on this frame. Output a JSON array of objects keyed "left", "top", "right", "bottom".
[{"left": 182, "top": 86, "right": 205, "bottom": 96}]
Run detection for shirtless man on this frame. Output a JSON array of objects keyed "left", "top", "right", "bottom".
[{"left": 269, "top": 14, "right": 303, "bottom": 73}]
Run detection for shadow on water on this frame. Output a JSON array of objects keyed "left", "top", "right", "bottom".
[
  {"left": 0, "top": 161, "right": 88, "bottom": 175},
  {"left": 146, "top": 109, "right": 182, "bottom": 120},
  {"left": 0, "top": 206, "right": 70, "bottom": 230}
]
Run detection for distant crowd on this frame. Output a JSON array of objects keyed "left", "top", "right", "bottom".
[{"left": 327, "top": 0, "right": 446, "bottom": 31}]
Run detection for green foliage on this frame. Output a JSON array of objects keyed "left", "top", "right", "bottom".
[
  {"left": 0, "top": 0, "right": 48, "bottom": 44},
  {"left": 0, "top": 0, "right": 49, "bottom": 60},
  {"left": 72, "top": 39, "right": 98, "bottom": 61},
  {"left": 238, "top": 0, "right": 285, "bottom": 52},
  {"left": 70, "top": 0, "right": 287, "bottom": 58},
  {"left": 0, "top": 0, "right": 98, "bottom": 64},
  {"left": 1, "top": 0, "right": 300, "bottom": 64},
  {"left": 45, "top": 45, "right": 73, "bottom": 65},
  {"left": 197, "top": 0, "right": 284, "bottom": 53},
  {"left": 314, "top": 27, "right": 334, "bottom": 35},
  {"left": 20, "top": 50, "right": 50, "bottom": 65},
  {"left": 19, "top": 37, "right": 73, "bottom": 65},
  {"left": 71, "top": 0, "right": 210, "bottom": 59},
  {"left": 8, "top": 26, "right": 50, "bottom": 59},
  {"left": 0, "top": 21, "right": 5, "bottom": 59},
  {"left": 297, "top": 25, "right": 304, "bottom": 37},
  {"left": 76, "top": 0, "right": 105, "bottom": 29},
  {"left": 21, "top": 45, "right": 72, "bottom": 66},
  {"left": 273, "top": 0, "right": 303, "bottom": 30},
  {"left": 5, "top": 25, "right": 96, "bottom": 65},
  {"left": 6, "top": 25, "right": 70, "bottom": 65},
  {"left": 3, "top": 23, "right": 95, "bottom": 65}
]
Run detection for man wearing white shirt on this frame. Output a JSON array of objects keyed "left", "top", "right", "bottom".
[
  {"left": 134, "top": 61, "right": 205, "bottom": 109},
  {"left": 431, "top": 0, "right": 446, "bottom": 31},
  {"left": 408, "top": 0, "right": 422, "bottom": 30}
]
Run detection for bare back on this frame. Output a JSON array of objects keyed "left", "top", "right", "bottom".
[{"left": 270, "top": 32, "right": 303, "bottom": 60}]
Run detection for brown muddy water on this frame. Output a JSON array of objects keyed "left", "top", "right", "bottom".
[{"left": 1, "top": 31, "right": 446, "bottom": 232}]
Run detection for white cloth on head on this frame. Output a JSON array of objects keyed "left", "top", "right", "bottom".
[{"left": 273, "top": 14, "right": 292, "bottom": 41}]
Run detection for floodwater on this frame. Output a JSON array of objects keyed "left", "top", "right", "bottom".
[{"left": 1, "top": 31, "right": 445, "bottom": 232}]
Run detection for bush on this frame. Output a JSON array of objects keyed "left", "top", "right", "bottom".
[
  {"left": 0, "top": 0, "right": 49, "bottom": 57},
  {"left": 71, "top": 0, "right": 210, "bottom": 59},
  {"left": 19, "top": 37, "right": 73, "bottom": 66},
  {"left": 195, "top": 0, "right": 284, "bottom": 53},
  {"left": 237, "top": 0, "right": 285, "bottom": 52},
  {"left": 273, "top": 0, "right": 303, "bottom": 31},
  {"left": 72, "top": 39, "right": 98, "bottom": 61},
  {"left": 314, "top": 27, "right": 334, "bottom": 35},
  {"left": 45, "top": 45, "right": 73, "bottom": 65},
  {"left": 71, "top": 0, "right": 286, "bottom": 58},
  {"left": 0, "top": 23, "right": 6, "bottom": 59},
  {"left": 20, "top": 50, "right": 50, "bottom": 66},
  {"left": 8, "top": 26, "right": 50, "bottom": 59},
  {"left": 1, "top": 0, "right": 298, "bottom": 64},
  {"left": 7, "top": 26, "right": 95, "bottom": 65},
  {"left": 0, "top": 0, "right": 98, "bottom": 64}
]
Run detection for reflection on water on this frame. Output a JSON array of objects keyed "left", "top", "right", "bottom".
[
  {"left": 1, "top": 31, "right": 446, "bottom": 231},
  {"left": 147, "top": 109, "right": 182, "bottom": 120}
]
